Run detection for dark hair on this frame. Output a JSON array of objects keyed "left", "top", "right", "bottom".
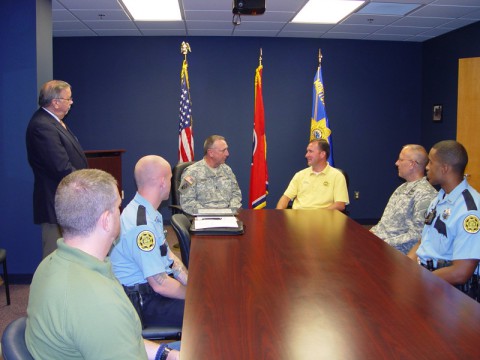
[{"left": 432, "top": 140, "right": 468, "bottom": 175}]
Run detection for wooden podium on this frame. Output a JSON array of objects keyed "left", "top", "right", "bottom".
[{"left": 84, "top": 149, "right": 125, "bottom": 198}]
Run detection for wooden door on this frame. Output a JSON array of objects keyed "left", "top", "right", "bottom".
[{"left": 457, "top": 57, "right": 480, "bottom": 190}]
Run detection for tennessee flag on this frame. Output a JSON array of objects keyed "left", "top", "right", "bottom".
[
  {"left": 178, "top": 60, "right": 194, "bottom": 162},
  {"left": 249, "top": 64, "right": 268, "bottom": 209},
  {"left": 310, "top": 65, "right": 334, "bottom": 165}
]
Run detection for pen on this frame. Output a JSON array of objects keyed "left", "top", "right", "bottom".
[{"left": 199, "top": 217, "right": 222, "bottom": 220}]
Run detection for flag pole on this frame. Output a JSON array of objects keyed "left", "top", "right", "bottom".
[
  {"left": 259, "top": 48, "right": 262, "bottom": 66},
  {"left": 318, "top": 48, "right": 322, "bottom": 65},
  {"left": 178, "top": 41, "right": 194, "bottom": 163}
]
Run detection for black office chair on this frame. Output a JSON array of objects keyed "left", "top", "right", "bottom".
[
  {"left": 170, "top": 161, "right": 195, "bottom": 215},
  {"left": 0, "top": 248, "right": 11, "bottom": 305},
  {"left": 170, "top": 214, "right": 192, "bottom": 269},
  {"left": 0, "top": 316, "right": 180, "bottom": 357},
  {"left": 336, "top": 168, "right": 350, "bottom": 215},
  {"left": 1, "top": 317, "right": 34, "bottom": 360}
]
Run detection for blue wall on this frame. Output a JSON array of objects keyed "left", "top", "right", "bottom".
[
  {"left": 53, "top": 36, "right": 422, "bottom": 223},
  {"left": 421, "top": 21, "right": 480, "bottom": 148},
  {"left": 3, "top": 18, "right": 480, "bottom": 277},
  {"left": 1, "top": 0, "right": 48, "bottom": 279}
]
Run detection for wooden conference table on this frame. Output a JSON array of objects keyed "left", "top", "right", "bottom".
[{"left": 181, "top": 210, "right": 480, "bottom": 359}]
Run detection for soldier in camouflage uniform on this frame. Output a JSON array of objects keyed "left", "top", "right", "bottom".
[
  {"left": 179, "top": 135, "right": 242, "bottom": 215},
  {"left": 371, "top": 144, "right": 437, "bottom": 254}
]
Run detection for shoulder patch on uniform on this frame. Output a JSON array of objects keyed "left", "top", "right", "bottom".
[
  {"left": 462, "top": 190, "right": 478, "bottom": 211},
  {"left": 463, "top": 214, "right": 480, "bottom": 234},
  {"left": 136, "top": 205, "right": 147, "bottom": 226},
  {"left": 180, "top": 176, "right": 194, "bottom": 190},
  {"left": 136, "top": 230, "right": 156, "bottom": 251}
]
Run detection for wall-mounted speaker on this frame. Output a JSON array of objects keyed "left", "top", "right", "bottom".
[{"left": 232, "top": 0, "right": 266, "bottom": 15}]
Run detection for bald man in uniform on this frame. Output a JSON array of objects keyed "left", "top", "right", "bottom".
[{"left": 110, "top": 155, "right": 187, "bottom": 328}]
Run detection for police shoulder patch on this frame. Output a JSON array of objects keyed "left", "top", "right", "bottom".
[
  {"left": 136, "top": 230, "right": 156, "bottom": 251},
  {"left": 463, "top": 214, "right": 480, "bottom": 234}
]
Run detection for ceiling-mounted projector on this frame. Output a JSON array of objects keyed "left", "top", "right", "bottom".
[{"left": 232, "top": 0, "right": 266, "bottom": 15}]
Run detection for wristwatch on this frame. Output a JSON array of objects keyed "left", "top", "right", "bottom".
[{"left": 160, "top": 346, "right": 172, "bottom": 360}]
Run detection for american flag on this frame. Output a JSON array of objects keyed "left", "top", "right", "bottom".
[{"left": 178, "top": 60, "right": 194, "bottom": 162}]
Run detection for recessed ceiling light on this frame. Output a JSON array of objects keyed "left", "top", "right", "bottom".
[
  {"left": 291, "top": 0, "right": 365, "bottom": 24},
  {"left": 119, "top": 0, "right": 182, "bottom": 21}
]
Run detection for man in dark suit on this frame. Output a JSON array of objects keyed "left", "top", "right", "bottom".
[{"left": 26, "top": 80, "right": 88, "bottom": 258}]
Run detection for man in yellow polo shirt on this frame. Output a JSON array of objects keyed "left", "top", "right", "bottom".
[{"left": 276, "top": 139, "right": 349, "bottom": 211}]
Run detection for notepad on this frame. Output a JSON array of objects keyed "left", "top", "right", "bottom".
[
  {"left": 194, "top": 208, "right": 234, "bottom": 216},
  {"left": 194, "top": 216, "right": 239, "bottom": 229}
]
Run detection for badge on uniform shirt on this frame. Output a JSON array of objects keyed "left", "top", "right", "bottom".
[
  {"left": 463, "top": 215, "right": 480, "bottom": 234},
  {"left": 442, "top": 208, "right": 451, "bottom": 220},
  {"left": 136, "top": 230, "right": 156, "bottom": 251}
]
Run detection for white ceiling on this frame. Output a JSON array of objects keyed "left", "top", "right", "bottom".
[{"left": 53, "top": 0, "right": 480, "bottom": 42}]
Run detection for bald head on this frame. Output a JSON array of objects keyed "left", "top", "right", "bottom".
[
  {"left": 134, "top": 156, "right": 172, "bottom": 207},
  {"left": 134, "top": 155, "right": 170, "bottom": 188}
]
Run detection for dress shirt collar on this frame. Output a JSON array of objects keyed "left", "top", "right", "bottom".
[{"left": 42, "top": 107, "right": 62, "bottom": 123}]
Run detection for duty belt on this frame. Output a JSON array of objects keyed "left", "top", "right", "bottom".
[
  {"left": 420, "top": 259, "right": 452, "bottom": 271},
  {"left": 123, "top": 282, "right": 154, "bottom": 295}
]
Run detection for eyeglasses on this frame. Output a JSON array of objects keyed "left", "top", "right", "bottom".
[
  {"left": 55, "top": 97, "right": 73, "bottom": 102},
  {"left": 211, "top": 147, "right": 228, "bottom": 153},
  {"left": 398, "top": 158, "right": 419, "bottom": 165}
]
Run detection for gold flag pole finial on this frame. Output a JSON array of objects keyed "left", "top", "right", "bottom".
[
  {"left": 181, "top": 41, "right": 191, "bottom": 60},
  {"left": 318, "top": 49, "right": 322, "bottom": 65},
  {"left": 259, "top": 48, "right": 263, "bottom": 66}
]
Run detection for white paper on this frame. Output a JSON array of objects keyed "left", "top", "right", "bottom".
[
  {"left": 195, "top": 208, "right": 234, "bottom": 216},
  {"left": 194, "top": 217, "right": 239, "bottom": 229}
]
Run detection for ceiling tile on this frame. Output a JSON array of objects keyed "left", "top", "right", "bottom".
[
  {"left": 392, "top": 16, "right": 451, "bottom": 27},
  {"left": 342, "top": 14, "right": 402, "bottom": 26},
  {"left": 69, "top": 10, "right": 129, "bottom": 21},
  {"left": 411, "top": 4, "right": 480, "bottom": 18},
  {"left": 376, "top": 25, "right": 429, "bottom": 35},
  {"left": 83, "top": 20, "right": 137, "bottom": 30},
  {"left": 50, "top": 0, "right": 480, "bottom": 42},
  {"left": 135, "top": 21, "right": 185, "bottom": 30},
  {"left": 187, "top": 21, "right": 235, "bottom": 31}
]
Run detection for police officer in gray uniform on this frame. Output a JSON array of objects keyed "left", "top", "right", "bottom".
[
  {"left": 408, "top": 140, "right": 480, "bottom": 300},
  {"left": 179, "top": 135, "right": 242, "bottom": 215},
  {"left": 371, "top": 144, "right": 437, "bottom": 254},
  {"left": 110, "top": 155, "right": 187, "bottom": 327}
]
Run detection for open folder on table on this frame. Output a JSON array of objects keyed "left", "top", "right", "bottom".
[
  {"left": 193, "top": 208, "right": 235, "bottom": 216},
  {"left": 190, "top": 216, "right": 244, "bottom": 235}
]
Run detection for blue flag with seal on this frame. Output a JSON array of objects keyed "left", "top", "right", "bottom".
[{"left": 310, "top": 64, "right": 334, "bottom": 166}]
